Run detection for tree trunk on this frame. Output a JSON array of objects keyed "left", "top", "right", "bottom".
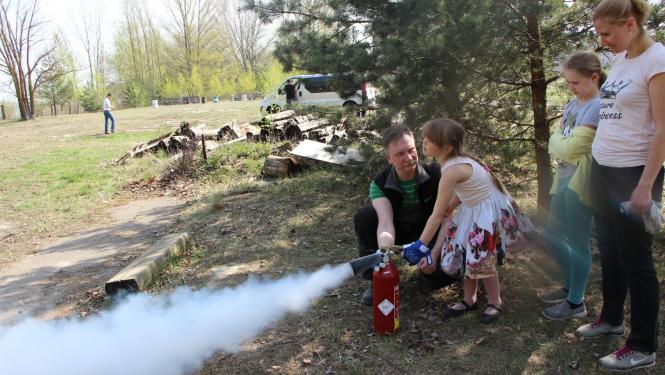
[{"left": 526, "top": 15, "right": 552, "bottom": 217}]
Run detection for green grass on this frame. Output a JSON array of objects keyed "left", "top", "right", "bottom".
[{"left": 0, "top": 100, "right": 260, "bottom": 264}]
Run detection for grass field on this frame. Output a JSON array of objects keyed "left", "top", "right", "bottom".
[
  {"left": 1, "top": 100, "right": 664, "bottom": 374},
  {"left": 0, "top": 100, "right": 260, "bottom": 266}
]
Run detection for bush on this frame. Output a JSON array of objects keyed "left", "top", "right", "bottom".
[
  {"left": 79, "top": 85, "right": 103, "bottom": 112},
  {"left": 123, "top": 82, "right": 149, "bottom": 108}
]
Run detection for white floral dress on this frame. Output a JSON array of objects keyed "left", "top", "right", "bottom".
[{"left": 439, "top": 156, "right": 528, "bottom": 279}]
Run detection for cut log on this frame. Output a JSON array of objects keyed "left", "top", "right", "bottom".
[
  {"left": 235, "top": 122, "right": 261, "bottom": 139},
  {"left": 296, "top": 118, "right": 329, "bottom": 133},
  {"left": 192, "top": 128, "right": 218, "bottom": 140},
  {"left": 167, "top": 135, "right": 195, "bottom": 154},
  {"left": 263, "top": 155, "right": 296, "bottom": 177},
  {"left": 265, "top": 110, "right": 295, "bottom": 121},
  {"left": 175, "top": 121, "right": 195, "bottom": 139}
]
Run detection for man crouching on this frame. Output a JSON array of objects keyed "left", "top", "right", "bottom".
[{"left": 354, "top": 124, "right": 456, "bottom": 305}]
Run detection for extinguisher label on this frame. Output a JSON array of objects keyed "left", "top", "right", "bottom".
[{"left": 378, "top": 299, "right": 395, "bottom": 316}]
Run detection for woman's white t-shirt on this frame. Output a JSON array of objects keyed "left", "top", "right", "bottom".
[{"left": 592, "top": 42, "right": 665, "bottom": 167}]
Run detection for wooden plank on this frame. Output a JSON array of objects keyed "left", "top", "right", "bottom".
[
  {"left": 104, "top": 233, "right": 191, "bottom": 295},
  {"left": 289, "top": 139, "right": 364, "bottom": 166}
]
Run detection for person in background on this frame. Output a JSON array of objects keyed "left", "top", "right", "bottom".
[
  {"left": 539, "top": 51, "right": 604, "bottom": 321},
  {"left": 103, "top": 93, "right": 115, "bottom": 135},
  {"left": 353, "top": 124, "right": 457, "bottom": 306},
  {"left": 284, "top": 80, "right": 297, "bottom": 108},
  {"left": 574, "top": 0, "right": 665, "bottom": 371}
]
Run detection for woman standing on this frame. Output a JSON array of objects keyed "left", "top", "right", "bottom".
[{"left": 575, "top": 0, "right": 665, "bottom": 372}]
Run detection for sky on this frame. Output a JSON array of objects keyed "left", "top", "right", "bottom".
[{"left": 43, "top": 0, "right": 158, "bottom": 58}]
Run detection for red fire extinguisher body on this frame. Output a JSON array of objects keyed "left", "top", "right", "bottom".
[{"left": 372, "top": 260, "right": 400, "bottom": 335}]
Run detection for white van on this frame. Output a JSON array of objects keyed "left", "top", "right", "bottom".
[{"left": 260, "top": 74, "right": 376, "bottom": 113}]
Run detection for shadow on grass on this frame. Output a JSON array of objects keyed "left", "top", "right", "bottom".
[
  {"left": 157, "top": 167, "right": 647, "bottom": 375},
  {"left": 0, "top": 198, "right": 185, "bottom": 325}
]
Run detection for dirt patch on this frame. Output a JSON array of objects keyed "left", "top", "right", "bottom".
[
  {"left": 0, "top": 197, "right": 186, "bottom": 325},
  {"left": 0, "top": 221, "right": 14, "bottom": 240}
]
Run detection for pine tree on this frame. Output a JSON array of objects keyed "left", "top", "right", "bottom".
[{"left": 245, "top": 0, "right": 598, "bottom": 214}]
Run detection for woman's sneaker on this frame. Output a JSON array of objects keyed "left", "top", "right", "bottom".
[
  {"left": 599, "top": 346, "right": 655, "bottom": 371},
  {"left": 538, "top": 287, "right": 569, "bottom": 304},
  {"left": 575, "top": 319, "right": 624, "bottom": 338},
  {"left": 542, "top": 301, "right": 586, "bottom": 321}
]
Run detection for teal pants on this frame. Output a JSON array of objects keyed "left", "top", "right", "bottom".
[{"left": 542, "top": 177, "right": 592, "bottom": 304}]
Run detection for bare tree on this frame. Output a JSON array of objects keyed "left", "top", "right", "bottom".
[
  {"left": 71, "top": 0, "right": 106, "bottom": 88},
  {"left": 0, "top": 0, "right": 58, "bottom": 120},
  {"left": 221, "top": 0, "right": 269, "bottom": 73},
  {"left": 164, "top": 0, "right": 217, "bottom": 75}
]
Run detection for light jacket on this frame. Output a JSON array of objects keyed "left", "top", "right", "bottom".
[{"left": 548, "top": 125, "right": 596, "bottom": 207}]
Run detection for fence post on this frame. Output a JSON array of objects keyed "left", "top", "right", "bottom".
[{"left": 1, "top": 104, "right": 5, "bottom": 120}]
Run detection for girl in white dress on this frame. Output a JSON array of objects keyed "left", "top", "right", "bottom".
[{"left": 402, "top": 118, "right": 529, "bottom": 323}]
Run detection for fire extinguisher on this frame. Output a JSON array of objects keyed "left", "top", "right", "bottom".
[{"left": 372, "top": 260, "right": 399, "bottom": 335}]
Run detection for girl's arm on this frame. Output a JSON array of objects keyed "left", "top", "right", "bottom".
[
  {"left": 630, "top": 73, "right": 665, "bottom": 213},
  {"left": 418, "top": 164, "right": 470, "bottom": 245}
]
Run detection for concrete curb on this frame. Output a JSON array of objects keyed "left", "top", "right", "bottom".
[{"left": 104, "top": 232, "right": 191, "bottom": 295}]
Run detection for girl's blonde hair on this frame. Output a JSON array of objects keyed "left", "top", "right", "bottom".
[
  {"left": 592, "top": 0, "right": 650, "bottom": 26},
  {"left": 421, "top": 118, "right": 507, "bottom": 194},
  {"left": 563, "top": 51, "right": 607, "bottom": 89}
]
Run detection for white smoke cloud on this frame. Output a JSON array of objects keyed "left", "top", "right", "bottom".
[{"left": 0, "top": 264, "right": 354, "bottom": 375}]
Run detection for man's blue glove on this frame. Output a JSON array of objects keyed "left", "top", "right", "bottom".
[{"left": 402, "top": 240, "right": 432, "bottom": 266}]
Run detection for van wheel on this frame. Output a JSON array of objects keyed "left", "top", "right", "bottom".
[
  {"left": 266, "top": 104, "right": 281, "bottom": 114},
  {"left": 342, "top": 102, "right": 358, "bottom": 112},
  {"left": 343, "top": 102, "right": 364, "bottom": 117}
]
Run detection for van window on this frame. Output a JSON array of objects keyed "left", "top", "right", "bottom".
[{"left": 302, "top": 76, "right": 334, "bottom": 93}]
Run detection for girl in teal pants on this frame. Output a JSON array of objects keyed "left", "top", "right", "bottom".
[{"left": 540, "top": 51, "right": 604, "bottom": 321}]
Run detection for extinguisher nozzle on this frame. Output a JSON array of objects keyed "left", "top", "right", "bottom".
[{"left": 347, "top": 252, "right": 384, "bottom": 276}]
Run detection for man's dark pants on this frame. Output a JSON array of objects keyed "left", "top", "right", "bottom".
[
  {"left": 354, "top": 206, "right": 457, "bottom": 289},
  {"left": 591, "top": 159, "right": 664, "bottom": 353}
]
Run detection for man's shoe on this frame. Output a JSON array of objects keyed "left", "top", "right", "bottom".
[
  {"left": 542, "top": 301, "right": 586, "bottom": 321},
  {"left": 575, "top": 319, "right": 625, "bottom": 338},
  {"left": 538, "top": 287, "right": 569, "bottom": 304},
  {"left": 599, "top": 346, "right": 655, "bottom": 372},
  {"left": 361, "top": 284, "right": 372, "bottom": 306}
]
